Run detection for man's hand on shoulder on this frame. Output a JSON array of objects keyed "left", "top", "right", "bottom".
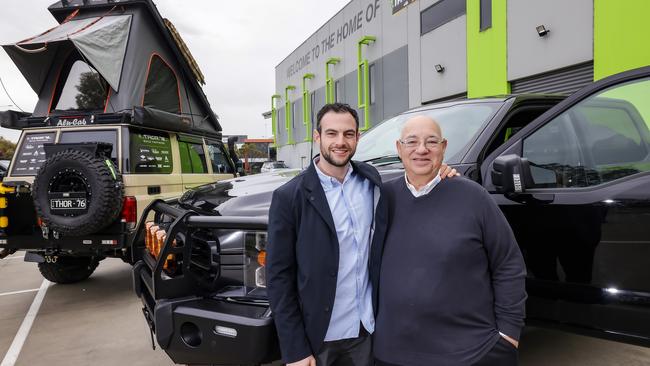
[
  {"left": 288, "top": 355, "right": 316, "bottom": 366},
  {"left": 439, "top": 163, "right": 460, "bottom": 179}
]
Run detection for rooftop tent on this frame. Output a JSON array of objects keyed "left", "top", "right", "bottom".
[
  {"left": 0, "top": 0, "right": 222, "bottom": 137},
  {"left": 2, "top": 13, "right": 131, "bottom": 93}
]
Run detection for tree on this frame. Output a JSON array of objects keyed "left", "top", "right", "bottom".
[
  {"left": 0, "top": 137, "right": 16, "bottom": 159},
  {"left": 75, "top": 71, "right": 108, "bottom": 110}
]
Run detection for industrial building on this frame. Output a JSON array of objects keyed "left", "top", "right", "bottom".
[{"left": 272, "top": 0, "right": 650, "bottom": 168}]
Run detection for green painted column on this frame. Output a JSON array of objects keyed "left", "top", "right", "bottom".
[
  {"left": 284, "top": 86, "right": 296, "bottom": 145},
  {"left": 271, "top": 94, "right": 281, "bottom": 147},
  {"left": 357, "top": 36, "right": 376, "bottom": 131},
  {"left": 325, "top": 57, "right": 341, "bottom": 104},
  {"left": 594, "top": 0, "right": 650, "bottom": 80},
  {"left": 302, "top": 73, "right": 315, "bottom": 141},
  {"left": 466, "top": 0, "right": 509, "bottom": 98}
]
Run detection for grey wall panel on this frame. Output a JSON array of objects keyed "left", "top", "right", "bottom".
[
  {"left": 368, "top": 59, "right": 384, "bottom": 129},
  {"left": 507, "top": 0, "right": 593, "bottom": 81},
  {"left": 344, "top": 69, "right": 359, "bottom": 120},
  {"left": 511, "top": 61, "right": 593, "bottom": 95},
  {"left": 382, "top": 46, "right": 410, "bottom": 121},
  {"left": 407, "top": 2, "right": 421, "bottom": 108},
  {"left": 293, "top": 98, "right": 306, "bottom": 143},
  {"left": 419, "top": 15, "right": 467, "bottom": 102}
]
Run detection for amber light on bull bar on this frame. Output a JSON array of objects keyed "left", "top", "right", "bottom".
[
  {"left": 244, "top": 231, "right": 268, "bottom": 289},
  {"left": 144, "top": 221, "right": 177, "bottom": 272}
]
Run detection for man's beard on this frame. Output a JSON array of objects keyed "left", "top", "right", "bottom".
[{"left": 321, "top": 144, "right": 355, "bottom": 167}]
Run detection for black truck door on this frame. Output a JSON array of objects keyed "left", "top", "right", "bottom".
[{"left": 481, "top": 67, "right": 650, "bottom": 345}]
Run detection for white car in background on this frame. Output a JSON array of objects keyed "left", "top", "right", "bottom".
[{"left": 260, "top": 161, "right": 289, "bottom": 173}]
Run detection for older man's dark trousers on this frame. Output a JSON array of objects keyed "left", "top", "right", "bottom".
[
  {"left": 315, "top": 327, "right": 372, "bottom": 366},
  {"left": 374, "top": 337, "right": 518, "bottom": 366}
]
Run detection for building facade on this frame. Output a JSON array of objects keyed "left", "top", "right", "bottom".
[{"left": 273, "top": 0, "right": 650, "bottom": 168}]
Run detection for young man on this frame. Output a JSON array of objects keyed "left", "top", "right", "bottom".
[
  {"left": 374, "top": 115, "right": 527, "bottom": 366},
  {"left": 267, "top": 104, "right": 454, "bottom": 366}
]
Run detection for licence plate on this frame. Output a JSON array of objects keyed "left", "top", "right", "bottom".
[{"left": 50, "top": 198, "right": 87, "bottom": 210}]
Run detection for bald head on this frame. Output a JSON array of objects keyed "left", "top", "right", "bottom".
[
  {"left": 400, "top": 115, "right": 443, "bottom": 140},
  {"left": 396, "top": 114, "right": 447, "bottom": 188}
]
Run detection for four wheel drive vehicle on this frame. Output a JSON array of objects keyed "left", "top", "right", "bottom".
[
  {"left": 133, "top": 66, "right": 650, "bottom": 365},
  {"left": 0, "top": 0, "right": 236, "bottom": 283},
  {"left": 260, "top": 160, "right": 290, "bottom": 173}
]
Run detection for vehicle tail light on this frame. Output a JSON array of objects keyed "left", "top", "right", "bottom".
[
  {"left": 257, "top": 250, "right": 266, "bottom": 266},
  {"left": 121, "top": 196, "right": 137, "bottom": 230}
]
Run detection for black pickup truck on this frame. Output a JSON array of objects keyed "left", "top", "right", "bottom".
[{"left": 132, "top": 66, "right": 650, "bottom": 365}]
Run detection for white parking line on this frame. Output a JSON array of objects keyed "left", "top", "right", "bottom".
[
  {"left": 0, "top": 288, "right": 39, "bottom": 298},
  {"left": 1, "top": 279, "right": 50, "bottom": 366},
  {"left": 4, "top": 256, "right": 25, "bottom": 261}
]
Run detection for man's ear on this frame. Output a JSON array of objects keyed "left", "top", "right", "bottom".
[
  {"left": 395, "top": 140, "right": 403, "bottom": 159},
  {"left": 313, "top": 129, "right": 320, "bottom": 143}
]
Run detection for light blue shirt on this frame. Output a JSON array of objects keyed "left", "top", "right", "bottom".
[{"left": 314, "top": 159, "right": 375, "bottom": 341}]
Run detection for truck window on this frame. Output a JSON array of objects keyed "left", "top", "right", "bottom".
[
  {"left": 206, "top": 142, "right": 234, "bottom": 174},
  {"left": 59, "top": 130, "right": 118, "bottom": 166},
  {"left": 178, "top": 141, "right": 207, "bottom": 173},
  {"left": 11, "top": 132, "right": 56, "bottom": 176},
  {"left": 129, "top": 129, "right": 173, "bottom": 174},
  {"left": 523, "top": 77, "right": 650, "bottom": 188}
]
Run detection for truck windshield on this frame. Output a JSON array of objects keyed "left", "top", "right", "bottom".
[{"left": 355, "top": 102, "right": 501, "bottom": 164}]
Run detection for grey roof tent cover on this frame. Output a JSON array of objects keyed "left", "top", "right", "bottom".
[
  {"left": 1, "top": 0, "right": 221, "bottom": 136},
  {"left": 4, "top": 14, "right": 131, "bottom": 93}
]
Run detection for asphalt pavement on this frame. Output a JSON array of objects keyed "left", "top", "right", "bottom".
[{"left": 1, "top": 253, "right": 649, "bottom": 366}]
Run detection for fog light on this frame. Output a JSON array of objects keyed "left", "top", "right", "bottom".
[
  {"left": 214, "top": 325, "right": 238, "bottom": 338},
  {"left": 180, "top": 322, "right": 202, "bottom": 347}
]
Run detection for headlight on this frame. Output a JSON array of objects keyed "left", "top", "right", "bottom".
[{"left": 244, "top": 231, "right": 267, "bottom": 290}]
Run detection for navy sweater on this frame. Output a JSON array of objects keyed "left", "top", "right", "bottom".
[{"left": 374, "top": 177, "right": 527, "bottom": 366}]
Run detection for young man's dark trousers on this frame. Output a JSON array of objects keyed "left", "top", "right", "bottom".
[{"left": 315, "top": 327, "right": 372, "bottom": 366}]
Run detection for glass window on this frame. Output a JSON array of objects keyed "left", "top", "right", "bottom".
[
  {"left": 53, "top": 59, "right": 108, "bottom": 112},
  {"left": 480, "top": 0, "right": 492, "bottom": 31},
  {"left": 129, "top": 129, "right": 173, "bottom": 174},
  {"left": 523, "top": 77, "right": 650, "bottom": 188},
  {"left": 310, "top": 91, "right": 316, "bottom": 126},
  {"left": 11, "top": 132, "right": 56, "bottom": 176},
  {"left": 178, "top": 141, "right": 207, "bottom": 174},
  {"left": 59, "top": 130, "right": 118, "bottom": 165},
  {"left": 207, "top": 143, "right": 234, "bottom": 174},
  {"left": 143, "top": 55, "right": 181, "bottom": 114},
  {"left": 291, "top": 102, "right": 297, "bottom": 129},
  {"left": 355, "top": 102, "right": 501, "bottom": 164},
  {"left": 420, "top": 0, "right": 466, "bottom": 35}
]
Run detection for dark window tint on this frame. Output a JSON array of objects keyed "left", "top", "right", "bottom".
[
  {"left": 480, "top": 0, "right": 492, "bottom": 31},
  {"left": 291, "top": 102, "right": 297, "bottom": 129},
  {"left": 310, "top": 92, "right": 316, "bottom": 125},
  {"left": 143, "top": 55, "right": 181, "bottom": 114},
  {"left": 11, "top": 132, "right": 56, "bottom": 176},
  {"left": 207, "top": 143, "right": 234, "bottom": 174},
  {"left": 523, "top": 77, "right": 650, "bottom": 188},
  {"left": 54, "top": 59, "right": 108, "bottom": 112},
  {"left": 129, "top": 129, "right": 173, "bottom": 174},
  {"left": 59, "top": 130, "right": 118, "bottom": 165},
  {"left": 178, "top": 141, "right": 207, "bottom": 174},
  {"left": 421, "top": 0, "right": 466, "bottom": 35}
]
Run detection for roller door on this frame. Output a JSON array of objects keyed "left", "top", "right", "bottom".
[{"left": 510, "top": 61, "right": 593, "bottom": 95}]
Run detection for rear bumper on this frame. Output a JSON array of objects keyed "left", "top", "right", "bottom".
[
  {"left": 133, "top": 261, "right": 280, "bottom": 365},
  {"left": 0, "top": 230, "right": 132, "bottom": 253}
]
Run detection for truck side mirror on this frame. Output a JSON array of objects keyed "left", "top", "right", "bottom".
[{"left": 491, "top": 154, "right": 534, "bottom": 193}]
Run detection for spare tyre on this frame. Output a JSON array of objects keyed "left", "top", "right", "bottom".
[{"left": 33, "top": 148, "right": 123, "bottom": 236}]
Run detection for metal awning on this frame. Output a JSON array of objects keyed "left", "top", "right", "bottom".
[{"left": 2, "top": 14, "right": 132, "bottom": 93}]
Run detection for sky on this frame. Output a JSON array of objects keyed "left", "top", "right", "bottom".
[{"left": 0, "top": 0, "right": 351, "bottom": 142}]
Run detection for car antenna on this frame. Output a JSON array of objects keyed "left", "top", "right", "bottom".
[{"left": 0, "top": 76, "right": 26, "bottom": 112}]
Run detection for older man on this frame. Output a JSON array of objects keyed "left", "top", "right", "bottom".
[{"left": 374, "top": 115, "right": 527, "bottom": 366}]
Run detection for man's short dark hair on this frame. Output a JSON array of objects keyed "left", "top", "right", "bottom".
[{"left": 316, "top": 103, "right": 359, "bottom": 132}]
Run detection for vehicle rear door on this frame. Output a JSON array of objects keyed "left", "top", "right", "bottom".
[{"left": 481, "top": 66, "right": 650, "bottom": 344}]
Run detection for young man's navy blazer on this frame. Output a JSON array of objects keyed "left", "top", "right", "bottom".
[{"left": 266, "top": 158, "right": 388, "bottom": 363}]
